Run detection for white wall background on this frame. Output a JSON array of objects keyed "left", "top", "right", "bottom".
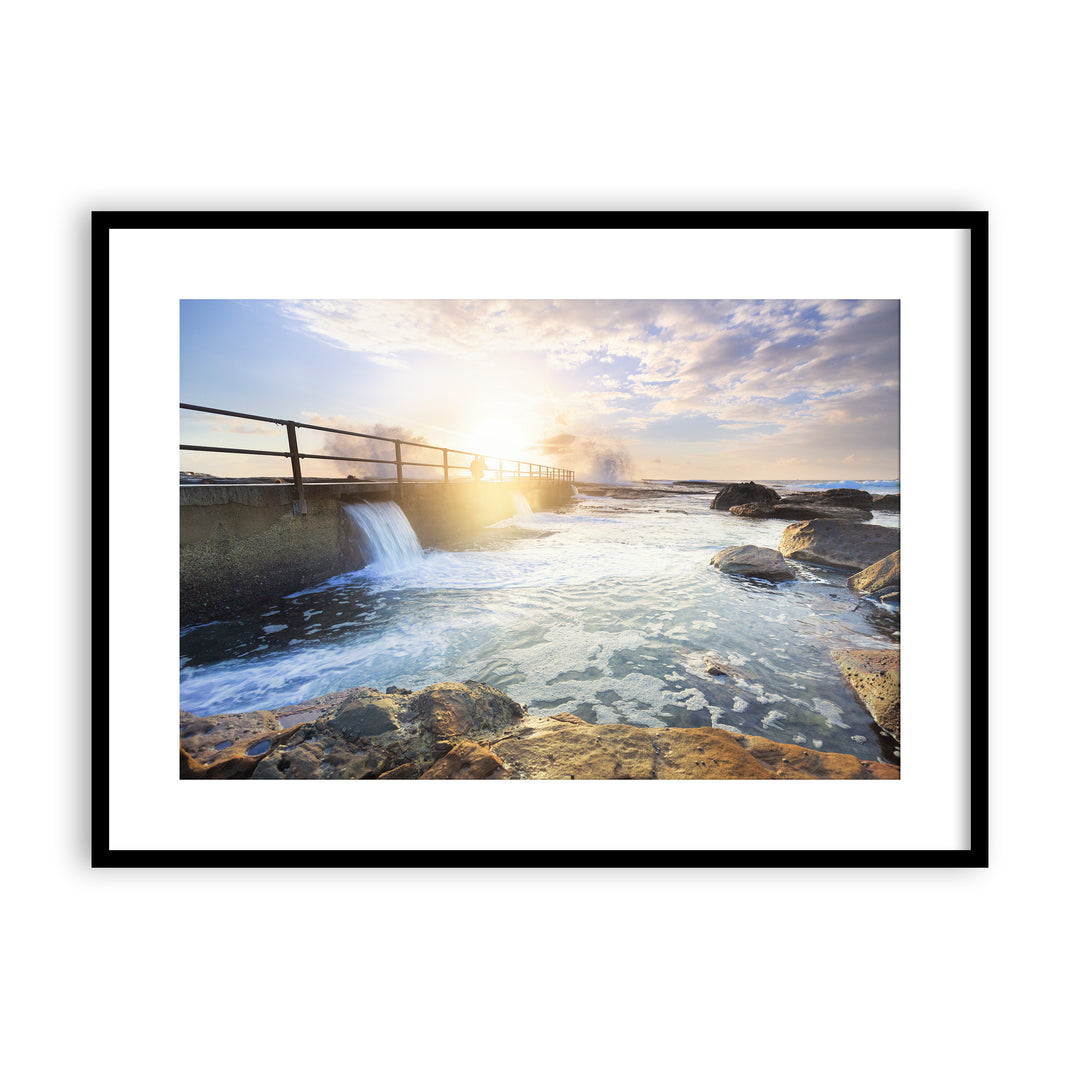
[{"left": 3, "top": 3, "right": 1064, "bottom": 1078}]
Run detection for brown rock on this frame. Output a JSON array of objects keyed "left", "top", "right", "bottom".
[
  {"left": 729, "top": 502, "right": 773, "bottom": 518},
  {"left": 709, "top": 544, "right": 796, "bottom": 583},
  {"left": 180, "top": 709, "right": 308, "bottom": 779},
  {"left": 198, "top": 682, "right": 901, "bottom": 782},
  {"left": 783, "top": 488, "right": 875, "bottom": 508},
  {"left": 495, "top": 716, "right": 663, "bottom": 778},
  {"left": 256, "top": 734, "right": 410, "bottom": 779},
  {"left": 872, "top": 493, "right": 900, "bottom": 511},
  {"left": 847, "top": 550, "right": 900, "bottom": 599},
  {"left": 377, "top": 762, "right": 425, "bottom": 779},
  {"left": 730, "top": 501, "right": 872, "bottom": 522},
  {"left": 769, "top": 502, "right": 873, "bottom": 522},
  {"left": 253, "top": 741, "right": 324, "bottom": 779},
  {"left": 833, "top": 649, "right": 900, "bottom": 740},
  {"left": 327, "top": 690, "right": 403, "bottom": 738},
  {"left": 710, "top": 482, "right": 781, "bottom": 510},
  {"left": 251, "top": 681, "right": 528, "bottom": 779},
  {"left": 778, "top": 519, "right": 900, "bottom": 571},
  {"left": 412, "top": 681, "right": 525, "bottom": 745},
  {"left": 420, "top": 741, "right": 509, "bottom": 779},
  {"left": 489, "top": 715, "right": 898, "bottom": 779}
]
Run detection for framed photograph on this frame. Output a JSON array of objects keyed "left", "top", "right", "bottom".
[{"left": 96, "top": 211, "right": 987, "bottom": 868}]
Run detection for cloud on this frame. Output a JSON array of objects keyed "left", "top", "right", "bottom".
[
  {"left": 277, "top": 298, "right": 898, "bottom": 476},
  {"left": 278, "top": 298, "right": 726, "bottom": 374},
  {"left": 213, "top": 420, "right": 277, "bottom": 435}
]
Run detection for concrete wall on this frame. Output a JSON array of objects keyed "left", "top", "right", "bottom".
[{"left": 180, "top": 480, "right": 574, "bottom": 624}]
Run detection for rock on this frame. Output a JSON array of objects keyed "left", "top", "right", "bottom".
[
  {"left": 847, "top": 550, "right": 900, "bottom": 599},
  {"left": 420, "top": 741, "right": 509, "bottom": 779},
  {"left": 701, "top": 655, "right": 745, "bottom": 678},
  {"left": 783, "top": 488, "right": 875, "bottom": 508},
  {"left": 872, "top": 493, "right": 900, "bottom": 511},
  {"left": 411, "top": 681, "right": 525, "bottom": 747},
  {"left": 710, "top": 482, "right": 781, "bottom": 510},
  {"left": 778, "top": 519, "right": 900, "bottom": 571},
  {"left": 327, "top": 690, "right": 403, "bottom": 738},
  {"left": 180, "top": 709, "right": 309, "bottom": 778},
  {"left": 730, "top": 500, "right": 872, "bottom": 522},
  {"left": 767, "top": 502, "right": 873, "bottom": 522},
  {"left": 489, "top": 714, "right": 898, "bottom": 779},
  {"left": 377, "top": 762, "right": 426, "bottom": 779},
  {"left": 709, "top": 544, "right": 796, "bottom": 582},
  {"left": 833, "top": 649, "right": 900, "bottom": 740},
  {"left": 249, "top": 681, "right": 527, "bottom": 780},
  {"left": 728, "top": 502, "right": 774, "bottom": 518},
  {"left": 191, "top": 680, "right": 900, "bottom": 781},
  {"left": 255, "top": 737, "right": 399, "bottom": 780}
]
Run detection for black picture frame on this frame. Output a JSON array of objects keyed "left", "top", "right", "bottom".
[{"left": 94, "top": 210, "right": 988, "bottom": 869}]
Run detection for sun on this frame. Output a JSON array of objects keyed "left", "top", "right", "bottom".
[{"left": 467, "top": 416, "right": 535, "bottom": 466}]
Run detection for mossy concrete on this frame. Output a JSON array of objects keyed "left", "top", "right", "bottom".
[{"left": 180, "top": 480, "right": 573, "bottom": 624}]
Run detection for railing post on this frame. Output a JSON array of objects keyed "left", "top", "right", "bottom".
[
  {"left": 285, "top": 422, "right": 307, "bottom": 515},
  {"left": 499, "top": 458, "right": 503, "bottom": 483},
  {"left": 443, "top": 448, "right": 449, "bottom": 485},
  {"left": 395, "top": 440, "right": 403, "bottom": 499}
]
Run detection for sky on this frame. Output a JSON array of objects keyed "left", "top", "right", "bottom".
[{"left": 179, "top": 298, "right": 899, "bottom": 483}]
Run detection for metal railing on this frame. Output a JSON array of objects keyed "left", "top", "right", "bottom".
[{"left": 180, "top": 403, "right": 574, "bottom": 514}]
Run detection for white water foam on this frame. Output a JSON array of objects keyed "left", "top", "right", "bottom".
[{"left": 181, "top": 483, "right": 900, "bottom": 761}]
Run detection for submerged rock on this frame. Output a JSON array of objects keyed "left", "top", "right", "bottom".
[
  {"left": 778, "top": 519, "right": 900, "bottom": 571},
  {"left": 709, "top": 544, "right": 796, "bottom": 582},
  {"left": 833, "top": 649, "right": 900, "bottom": 740},
  {"left": 847, "top": 550, "right": 900, "bottom": 600},
  {"left": 710, "top": 482, "right": 781, "bottom": 510}
]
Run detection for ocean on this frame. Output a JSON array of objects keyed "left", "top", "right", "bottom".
[{"left": 179, "top": 481, "right": 900, "bottom": 764}]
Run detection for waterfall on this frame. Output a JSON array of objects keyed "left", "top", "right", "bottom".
[
  {"left": 511, "top": 492, "right": 534, "bottom": 518},
  {"left": 344, "top": 501, "right": 424, "bottom": 572}
]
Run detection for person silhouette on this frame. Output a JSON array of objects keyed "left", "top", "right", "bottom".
[{"left": 469, "top": 456, "right": 485, "bottom": 481}]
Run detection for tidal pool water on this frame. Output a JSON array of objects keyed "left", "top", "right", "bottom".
[{"left": 180, "top": 485, "right": 900, "bottom": 763}]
